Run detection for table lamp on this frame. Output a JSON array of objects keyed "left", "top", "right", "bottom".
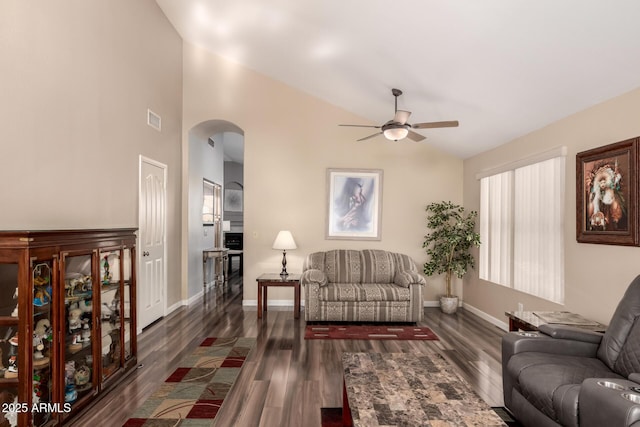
[{"left": 272, "top": 230, "right": 297, "bottom": 277}]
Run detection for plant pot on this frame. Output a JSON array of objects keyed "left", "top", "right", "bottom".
[{"left": 440, "top": 295, "right": 459, "bottom": 314}]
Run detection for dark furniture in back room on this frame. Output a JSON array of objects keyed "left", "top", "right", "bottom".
[{"left": 224, "top": 232, "right": 243, "bottom": 276}]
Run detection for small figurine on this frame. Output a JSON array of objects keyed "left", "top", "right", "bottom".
[
  {"left": 74, "top": 364, "right": 90, "bottom": 386},
  {"left": 64, "top": 383, "right": 77, "bottom": 403},
  {"left": 68, "top": 333, "right": 82, "bottom": 354},
  {"left": 81, "top": 318, "right": 91, "bottom": 342},
  {"left": 68, "top": 308, "right": 82, "bottom": 332},
  {"left": 102, "top": 255, "right": 111, "bottom": 285},
  {"left": 102, "top": 289, "right": 121, "bottom": 323},
  {"left": 33, "top": 319, "right": 51, "bottom": 367},
  {"left": 79, "top": 299, "right": 92, "bottom": 314},
  {"left": 35, "top": 319, "right": 52, "bottom": 339},
  {"left": 33, "top": 285, "right": 51, "bottom": 306},
  {"left": 82, "top": 274, "right": 92, "bottom": 292},
  {"left": 65, "top": 360, "right": 75, "bottom": 385},
  {"left": 5, "top": 355, "right": 18, "bottom": 378},
  {"left": 11, "top": 287, "right": 18, "bottom": 317}
]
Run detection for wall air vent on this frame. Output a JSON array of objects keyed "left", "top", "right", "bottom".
[
  {"left": 147, "top": 109, "right": 161, "bottom": 131},
  {"left": 208, "top": 137, "right": 215, "bottom": 148}
]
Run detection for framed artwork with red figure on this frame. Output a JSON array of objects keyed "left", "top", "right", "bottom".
[{"left": 576, "top": 137, "right": 639, "bottom": 246}]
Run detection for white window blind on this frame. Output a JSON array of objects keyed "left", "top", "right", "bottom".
[
  {"left": 479, "top": 152, "right": 565, "bottom": 304},
  {"left": 479, "top": 171, "right": 513, "bottom": 286}
]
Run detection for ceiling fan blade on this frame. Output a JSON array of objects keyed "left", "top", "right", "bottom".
[
  {"left": 339, "top": 124, "right": 381, "bottom": 129},
  {"left": 393, "top": 110, "right": 411, "bottom": 125},
  {"left": 412, "top": 120, "right": 459, "bottom": 129},
  {"left": 406, "top": 130, "right": 426, "bottom": 142},
  {"left": 357, "top": 132, "right": 382, "bottom": 142}
]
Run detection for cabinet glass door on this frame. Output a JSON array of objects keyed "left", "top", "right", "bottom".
[
  {"left": 32, "top": 261, "right": 54, "bottom": 427},
  {"left": 122, "top": 248, "right": 133, "bottom": 362},
  {"left": 0, "top": 262, "right": 19, "bottom": 427},
  {"left": 62, "top": 253, "right": 95, "bottom": 408},
  {"left": 99, "top": 250, "right": 122, "bottom": 382}
]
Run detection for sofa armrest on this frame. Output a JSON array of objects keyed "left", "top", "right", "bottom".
[
  {"left": 502, "top": 330, "right": 600, "bottom": 363},
  {"left": 538, "top": 323, "right": 604, "bottom": 344},
  {"left": 579, "top": 378, "right": 640, "bottom": 427},
  {"left": 394, "top": 270, "right": 426, "bottom": 288},
  {"left": 301, "top": 269, "right": 328, "bottom": 287}
]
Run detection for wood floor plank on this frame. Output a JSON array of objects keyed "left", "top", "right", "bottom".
[{"left": 69, "top": 273, "right": 508, "bottom": 426}]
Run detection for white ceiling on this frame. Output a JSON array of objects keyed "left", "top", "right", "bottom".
[{"left": 156, "top": 0, "right": 640, "bottom": 158}]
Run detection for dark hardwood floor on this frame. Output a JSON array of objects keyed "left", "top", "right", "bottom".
[{"left": 70, "top": 271, "right": 507, "bottom": 427}]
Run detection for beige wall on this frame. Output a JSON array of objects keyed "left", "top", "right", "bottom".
[
  {"left": 182, "top": 42, "right": 464, "bottom": 304},
  {"left": 464, "top": 87, "right": 640, "bottom": 325},
  {"left": 0, "top": 2, "right": 184, "bottom": 306}
]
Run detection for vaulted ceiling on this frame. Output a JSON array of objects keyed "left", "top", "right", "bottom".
[{"left": 157, "top": 0, "right": 640, "bottom": 158}]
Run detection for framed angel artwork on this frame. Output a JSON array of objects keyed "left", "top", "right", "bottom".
[
  {"left": 576, "top": 137, "right": 639, "bottom": 246},
  {"left": 326, "top": 168, "right": 383, "bottom": 240}
]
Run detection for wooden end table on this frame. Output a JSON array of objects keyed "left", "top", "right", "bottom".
[{"left": 256, "top": 273, "right": 301, "bottom": 319}]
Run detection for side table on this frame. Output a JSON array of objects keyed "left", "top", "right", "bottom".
[
  {"left": 505, "top": 310, "right": 606, "bottom": 333},
  {"left": 256, "top": 273, "right": 301, "bottom": 319},
  {"left": 203, "top": 247, "right": 229, "bottom": 289}
]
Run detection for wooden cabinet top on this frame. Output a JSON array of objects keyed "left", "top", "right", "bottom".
[{"left": 0, "top": 228, "right": 137, "bottom": 249}]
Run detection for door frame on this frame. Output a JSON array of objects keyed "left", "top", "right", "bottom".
[{"left": 138, "top": 155, "right": 168, "bottom": 333}]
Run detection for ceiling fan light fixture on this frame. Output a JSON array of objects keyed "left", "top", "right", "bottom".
[{"left": 383, "top": 126, "right": 409, "bottom": 141}]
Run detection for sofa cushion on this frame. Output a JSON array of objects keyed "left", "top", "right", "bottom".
[
  {"left": 319, "top": 283, "right": 411, "bottom": 302},
  {"left": 597, "top": 275, "right": 640, "bottom": 371},
  {"left": 508, "top": 352, "right": 623, "bottom": 423},
  {"left": 613, "top": 317, "right": 640, "bottom": 377},
  {"left": 361, "top": 249, "right": 394, "bottom": 284},
  {"left": 324, "top": 250, "right": 363, "bottom": 284},
  {"left": 390, "top": 252, "right": 419, "bottom": 273}
]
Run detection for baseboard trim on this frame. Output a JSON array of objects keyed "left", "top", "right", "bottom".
[
  {"left": 463, "top": 302, "right": 509, "bottom": 331},
  {"left": 243, "top": 299, "right": 306, "bottom": 308},
  {"left": 166, "top": 300, "right": 184, "bottom": 315},
  {"left": 423, "top": 300, "right": 441, "bottom": 308},
  {"left": 187, "top": 290, "right": 203, "bottom": 306}
]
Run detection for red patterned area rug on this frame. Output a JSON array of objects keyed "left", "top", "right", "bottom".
[
  {"left": 122, "top": 337, "right": 255, "bottom": 426},
  {"left": 305, "top": 324, "right": 438, "bottom": 340}
]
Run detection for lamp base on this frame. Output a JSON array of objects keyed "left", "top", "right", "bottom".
[{"left": 280, "top": 251, "right": 288, "bottom": 278}]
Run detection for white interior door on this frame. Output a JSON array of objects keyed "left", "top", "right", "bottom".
[{"left": 138, "top": 156, "right": 167, "bottom": 331}]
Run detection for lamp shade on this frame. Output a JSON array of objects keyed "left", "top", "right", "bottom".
[
  {"left": 383, "top": 126, "right": 409, "bottom": 141},
  {"left": 272, "top": 230, "right": 297, "bottom": 250}
]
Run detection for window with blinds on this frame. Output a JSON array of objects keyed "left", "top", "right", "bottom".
[{"left": 478, "top": 150, "right": 566, "bottom": 304}]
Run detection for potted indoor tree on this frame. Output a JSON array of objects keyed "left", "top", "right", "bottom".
[{"left": 423, "top": 201, "right": 481, "bottom": 314}]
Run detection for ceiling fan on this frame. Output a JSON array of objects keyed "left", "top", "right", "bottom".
[{"left": 339, "top": 88, "right": 459, "bottom": 142}]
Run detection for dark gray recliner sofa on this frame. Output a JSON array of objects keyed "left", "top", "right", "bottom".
[{"left": 502, "top": 275, "right": 640, "bottom": 427}]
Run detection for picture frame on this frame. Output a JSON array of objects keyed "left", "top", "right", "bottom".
[
  {"left": 326, "top": 168, "right": 383, "bottom": 240},
  {"left": 224, "top": 189, "right": 243, "bottom": 212},
  {"left": 202, "top": 179, "right": 215, "bottom": 226},
  {"left": 576, "top": 137, "right": 639, "bottom": 246}
]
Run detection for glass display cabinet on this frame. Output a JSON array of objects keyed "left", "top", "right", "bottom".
[{"left": 0, "top": 229, "right": 136, "bottom": 427}]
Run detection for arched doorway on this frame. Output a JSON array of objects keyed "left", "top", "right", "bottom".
[{"left": 185, "top": 120, "right": 244, "bottom": 300}]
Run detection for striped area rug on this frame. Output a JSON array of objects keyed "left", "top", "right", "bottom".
[
  {"left": 123, "top": 337, "right": 255, "bottom": 426},
  {"left": 305, "top": 324, "right": 438, "bottom": 340}
]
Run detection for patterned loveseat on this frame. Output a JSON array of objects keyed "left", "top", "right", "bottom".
[{"left": 301, "top": 249, "right": 426, "bottom": 322}]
